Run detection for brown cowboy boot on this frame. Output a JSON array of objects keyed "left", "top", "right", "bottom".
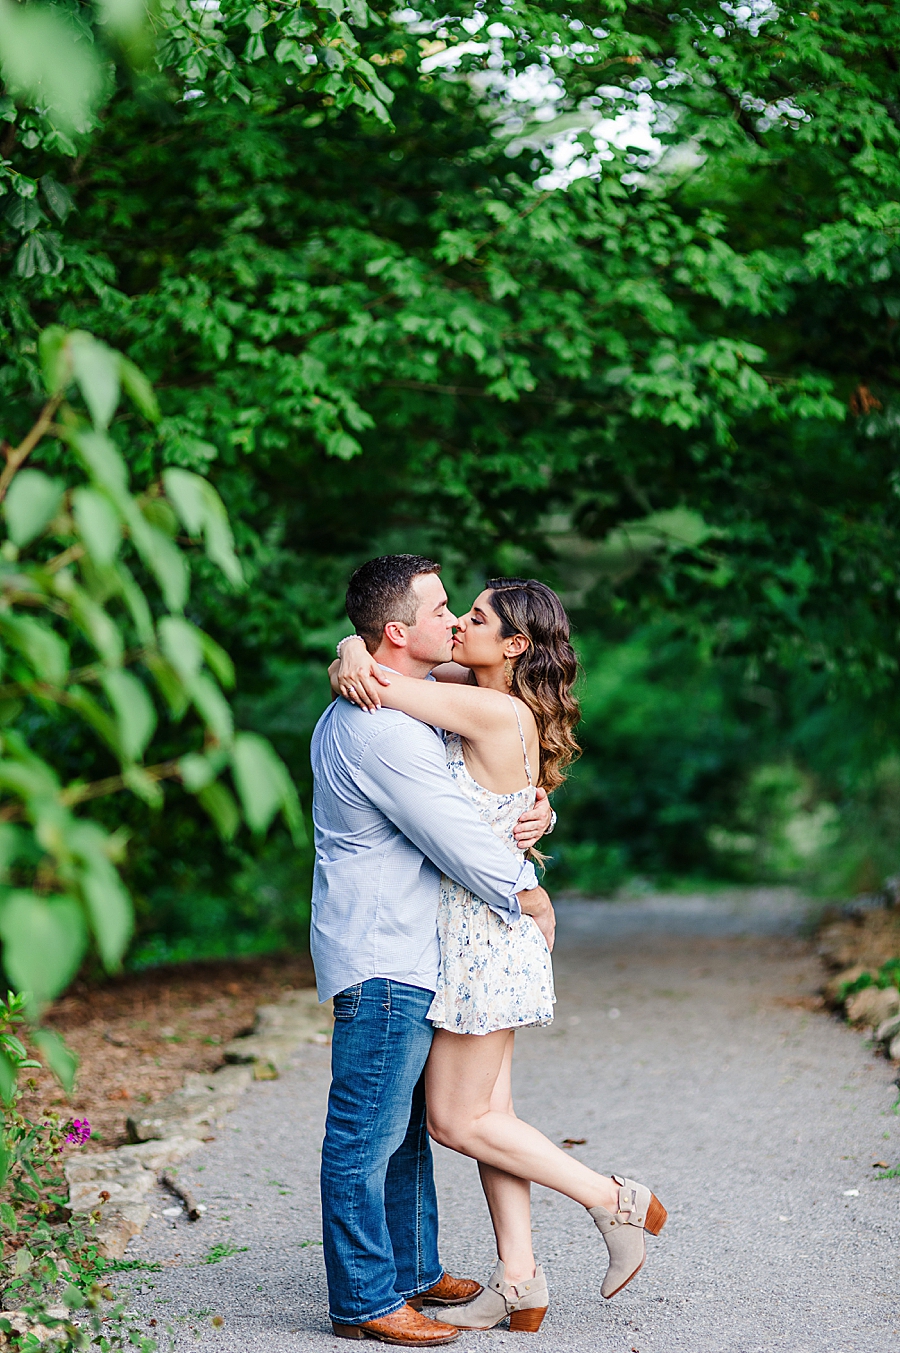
[
  {"left": 332, "top": 1303, "right": 460, "bottom": 1345},
  {"left": 408, "top": 1273, "right": 482, "bottom": 1309}
]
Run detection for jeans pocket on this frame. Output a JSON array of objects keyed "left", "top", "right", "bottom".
[{"left": 332, "top": 983, "right": 363, "bottom": 1021}]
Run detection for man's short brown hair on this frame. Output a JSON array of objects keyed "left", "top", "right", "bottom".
[{"left": 346, "top": 555, "right": 441, "bottom": 652}]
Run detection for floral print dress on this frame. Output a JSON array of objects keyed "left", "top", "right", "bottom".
[{"left": 426, "top": 699, "right": 556, "bottom": 1036}]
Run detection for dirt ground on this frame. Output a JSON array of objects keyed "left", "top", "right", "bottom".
[{"left": 20, "top": 952, "right": 315, "bottom": 1152}]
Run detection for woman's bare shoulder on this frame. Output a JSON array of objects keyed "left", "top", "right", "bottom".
[{"left": 509, "top": 693, "right": 538, "bottom": 731}]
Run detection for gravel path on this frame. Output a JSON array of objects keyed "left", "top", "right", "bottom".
[{"left": 124, "top": 891, "right": 900, "bottom": 1352}]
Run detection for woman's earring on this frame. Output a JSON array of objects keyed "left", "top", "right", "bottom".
[{"left": 504, "top": 657, "right": 514, "bottom": 690}]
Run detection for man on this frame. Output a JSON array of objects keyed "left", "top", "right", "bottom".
[{"left": 311, "top": 555, "right": 556, "bottom": 1346}]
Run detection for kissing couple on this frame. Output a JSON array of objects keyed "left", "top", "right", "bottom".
[{"left": 310, "top": 555, "right": 666, "bottom": 1345}]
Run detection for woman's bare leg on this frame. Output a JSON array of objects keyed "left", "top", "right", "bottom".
[
  {"left": 475, "top": 1031, "right": 535, "bottom": 1283},
  {"left": 426, "top": 1027, "right": 619, "bottom": 1213}
]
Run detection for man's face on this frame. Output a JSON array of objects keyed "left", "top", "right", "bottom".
[{"left": 405, "top": 573, "right": 457, "bottom": 666}]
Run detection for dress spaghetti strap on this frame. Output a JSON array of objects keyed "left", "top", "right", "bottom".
[{"left": 508, "top": 694, "right": 534, "bottom": 787}]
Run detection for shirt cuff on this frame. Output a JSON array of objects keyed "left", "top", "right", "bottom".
[{"left": 489, "top": 858, "right": 538, "bottom": 926}]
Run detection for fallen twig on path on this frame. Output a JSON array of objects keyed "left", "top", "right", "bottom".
[{"left": 159, "top": 1170, "right": 205, "bottom": 1221}]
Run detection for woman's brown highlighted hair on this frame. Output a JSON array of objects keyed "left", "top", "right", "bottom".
[{"left": 484, "top": 578, "right": 580, "bottom": 792}]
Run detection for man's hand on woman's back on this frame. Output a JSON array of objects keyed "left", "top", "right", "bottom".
[
  {"left": 513, "top": 787, "right": 553, "bottom": 851},
  {"left": 517, "top": 886, "right": 556, "bottom": 951}
]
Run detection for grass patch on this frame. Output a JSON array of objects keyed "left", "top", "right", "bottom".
[{"left": 202, "top": 1243, "right": 249, "bottom": 1265}]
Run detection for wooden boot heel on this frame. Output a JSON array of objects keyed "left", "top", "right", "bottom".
[
  {"left": 645, "top": 1194, "right": 668, "bottom": 1236},
  {"left": 508, "top": 1307, "right": 548, "bottom": 1333}
]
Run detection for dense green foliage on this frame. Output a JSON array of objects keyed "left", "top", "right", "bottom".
[
  {"left": 4, "top": 0, "right": 900, "bottom": 964},
  {"left": 0, "top": 327, "right": 301, "bottom": 1035}
]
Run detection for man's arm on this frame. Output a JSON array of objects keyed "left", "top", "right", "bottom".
[{"left": 355, "top": 720, "right": 542, "bottom": 924}]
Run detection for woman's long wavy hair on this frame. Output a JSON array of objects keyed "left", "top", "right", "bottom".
[{"left": 484, "top": 578, "right": 580, "bottom": 792}]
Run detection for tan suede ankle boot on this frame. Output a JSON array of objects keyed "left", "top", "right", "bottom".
[
  {"left": 440, "top": 1260, "right": 549, "bottom": 1332},
  {"left": 589, "top": 1175, "right": 667, "bottom": 1299}
]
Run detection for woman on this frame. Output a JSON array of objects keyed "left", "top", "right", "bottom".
[{"left": 332, "top": 578, "right": 666, "bottom": 1332}]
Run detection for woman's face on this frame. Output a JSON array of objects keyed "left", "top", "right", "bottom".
[{"left": 451, "top": 589, "right": 510, "bottom": 668}]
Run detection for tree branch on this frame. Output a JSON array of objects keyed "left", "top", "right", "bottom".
[
  {"left": 0, "top": 395, "right": 64, "bottom": 504},
  {"left": 0, "top": 758, "right": 183, "bottom": 821}
]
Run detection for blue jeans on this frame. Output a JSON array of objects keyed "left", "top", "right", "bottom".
[{"left": 320, "top": 979, "right": 442, "bottom": 1325}]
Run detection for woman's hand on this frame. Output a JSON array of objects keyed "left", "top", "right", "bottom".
[{"left": 335, "top": 637, "right": 391, "bottom": 711}]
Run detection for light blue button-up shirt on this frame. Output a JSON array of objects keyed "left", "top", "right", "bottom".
[{"left": 310, "top": 697, "right": 539, "bottom": 1002}]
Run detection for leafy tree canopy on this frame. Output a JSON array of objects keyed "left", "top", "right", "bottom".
[{"left": 1, "top": 0, "right": 900, "bottom": 963}]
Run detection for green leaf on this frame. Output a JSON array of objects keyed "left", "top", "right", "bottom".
[
  {"left": 41, "top": 177, "right": 73, "bottom": 223},
  {"left": 0, "top": 1053, "right": 15, "bottom": 1107},
  {"left": 189, "top": 673, "right": 233, "bottom": 745},
  {"left": 199, "top": 631, "right": 235, "bottom": 689},
  {"left": 163, "top": 469, "right": 243, "bottom": 588},
  {"left": 63, "top": 685, "right": 121, "bottom": 754},
  {"left": 119, "top": 357, "right": 160, "bottom": 423},
  {"left": 0, "top": 0, "right": 103, "bottom": 130},
  {"left": 0, "top": 1200, "right": 16, "bottom": 1230},
  {"left": 198, "top": 781, "right": 240, "bottom": 839},
  {"left": 158, "top": 616, "right": 203, "bottom": 680},
  {"left": 230, "top": 733, "right": 301, "bottom": 838},
  {"left": 0, "top": 614, "right": 68, "bottom": 683},
  {"left": 72, "top": 487, "right": 121, "bottom": 564},
  {"left": 68, "top": 821, "right": 133, "bottom": 967},
  {"left": 30, "top": 1027, "right": 77, "bottom": 1092},
  {"left": 161, "top": 468, "right": 205, "bottom": 534},
  {"left": 179, "top": 752, "right": 216, "bottom": 792},
  {"left": 3, "top": 469, "right": 63, "bottom": 547},
  {"left": 345, "top": 0, "right": 368, "bottom": 21},
  {"left": 69, "top": 589, "right": 124, "bottom": 665},
  {"left": 0, "top": 824, "right": 24, "bottom": 881},
  {"left": 0, "top": 892, "right": 87, "bottom": 1012},
  {"left": 38, "top": 325, "right": 68, "bottom": 395},
  {"left": 113, "top": 562, "right": 154, "bottom": 643},
  {"left": 95, "top": 0, "right": 147, "bottom": 42},
  {"left": 68, "top": 332, "right": 121, "bottom": 430},
  {"left": 14, "top": 231, "right": 63, "bottom": 279},
  {"left": 133, "top": 522, "right": 189, "bottom": 612},
  {"left": 100, "top": 669, "right": 156, "bottom": 760},
  {"left": 5, "top": 196, "right": 43, "bottom": 232},
  {"left": 13, "top": 1246, "right": 32, "bottom": 1276},
  {"left": 145, "top": 653, "right": 189, "bottom": 718},
  {"left": 70, "top": 429, "right": 129, "bottom": 494},
  {"left": 80, "top": 864, "right": 132, "bottom": 969}
]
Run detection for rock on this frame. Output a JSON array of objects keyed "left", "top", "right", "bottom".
[
  {"left": 223, "top": 996, "right": 332, "bottom": 1075},
  {"left": 277, "top": 987, "right": 327, "bottom": 1011},
  {"left": 67, "top": 1168, "right": 154, "bottom": 1213},
  {"left": 823, "top": 966, "right": 868, "bottom": 1005},
  {"left": 845, "top": 985, "right": 900, "bottom": 1028},
  {"left": 126, "top": 1069, "right": 252, "bottom": 1143},
  {"left": 93, "top": 1206, "right": 150, "bottom": 1259},
  {"left": 889, "top": 1031, "right": 900, "bottom": 1062},
  {"left": 222, "top": 1033, "right": 304, "bottom": 1075},
  {"left": 244, "top": 992, "right": 332, "bottom": 1039},
  {"left": 111, "top": 1136, "right": 205, "bottom": 1171},
  {"left": 817, "top": 910, "right": 900, "bottom": 972},
  {"left": 875, "top": 1013, "right": 900, "bottom": 1044},
  {"left": 0, "top": 1308, "right": 68, "bottom": 1345},
  {"left": 209, "top": 1064, "right": 255, "bottom": 1093}
]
